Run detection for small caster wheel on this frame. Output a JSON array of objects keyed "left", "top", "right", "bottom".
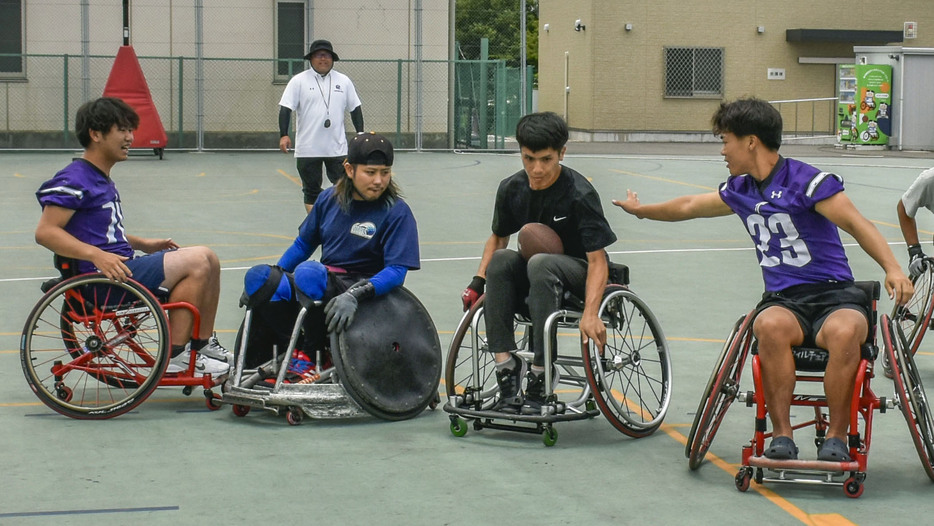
[
  {"left": 542, "top": 426, "right": 558, "bottom": 447},
  {"left": 56, "top": 385, "right": 73, "bottom": 402},
  {"left": 754, "top": 468, "right": 763, "bottom": 484},
  {"left": 735, "top": 469, "right": 751, "bottom": 492},
  {"left": 473, "top": 419, "right": 484, "bottom": 431},
  {"left": 585, "top": 399, "right": 596, "bottom": 411},
  {"left": 844, "top": 477, "right": 864, "bottom": 498},
  {"left": 232, "top": 404, "right": 251, "bottom": 417},
  {"left": 429, "top": 393, "right": 441, "bottom": 410},
  {"left": 450, "top": 417, "right": 468, "bottom": 437},
  {"left": 286, "top": 407, "right": 303, "bottom": 426},
  {"left": 182, "top": 385, "right": 193, "bottom": 396},
  {"left": 205, "top": 391, "right": 222, "bottom": 410}
]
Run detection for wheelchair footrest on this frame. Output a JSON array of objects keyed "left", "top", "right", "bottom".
[
  {"left": 443, "top": 402, "right": 600, "bottom": 425},
  {"left": 748, "top": 455, "right": 861, "bottom": 475},
  {"left": 222, "top": 383, "right": 367, "bottom": 419}
]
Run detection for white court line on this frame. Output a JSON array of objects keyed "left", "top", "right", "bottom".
[{"left": 0, "top": 241, "right": 908, "bottom": 283}]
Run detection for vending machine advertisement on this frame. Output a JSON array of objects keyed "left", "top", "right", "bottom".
[{"left": 855, "top": 64, "right": 893, "bottom": 146}]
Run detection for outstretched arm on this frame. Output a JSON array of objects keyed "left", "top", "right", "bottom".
[
  {"left": 612, "top": 189, "right": 732, "bottom": 221},
  {"left": 817, "top": 192, "right": 913, "bottom": 305}
]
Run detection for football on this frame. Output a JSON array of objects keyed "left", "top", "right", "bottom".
[{"left": 518, "top": 222, "right": 564, "bottom": 260}]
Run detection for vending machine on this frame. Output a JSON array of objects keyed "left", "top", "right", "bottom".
[
  {"left": 853, "top": 63, "right": 893, "bottom": 146},
  {"left": 836, "top": 64, "right": 857, "bottom": 144}
]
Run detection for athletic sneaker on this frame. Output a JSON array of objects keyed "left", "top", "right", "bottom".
[
  {"left": 521, "top": 368, "right": 562, "bottom": 415},
  {"left": 262, "top": 350, "right": 320, "bottom": 386},
  {"left": 493, "top": 354, "right": 527, "bottom": 410},
  {"left": 194, "top": 334, "right": 232, "bottom": 363},
  {"left": 166, "top": 350, "right": 231, "bottom": 377}
]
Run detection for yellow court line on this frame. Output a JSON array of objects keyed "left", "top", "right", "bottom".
[
  {"left": 660, "top": 423, "right": 855, "bottom": 526},
  {"left": 277, "top": 169, "right": 301, "bottom": 186}
]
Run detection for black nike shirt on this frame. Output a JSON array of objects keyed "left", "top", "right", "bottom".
[{"left": 491, "top": 165, "right": 616, "bottom": 259}]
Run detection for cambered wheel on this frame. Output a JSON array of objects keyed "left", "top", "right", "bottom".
[
  {"left": 892, "top": 261, "right": 934, "bottom": 358},
  {"left": 583, "top": 286, "right": 672, "bottom": 438},
  {"left": 686, "top": 311, "right": 754, "bottom": 469},
  {"left": 21, "top": 275, "right": 169, "bottom": 419},
  {"left": 444, "top": 296, "right": 501, "bottom": 411},
  {"left": 232, "top": 404, "right": 251, "bottom": 417},
  {"left": 884, "top": 315, "right": 934, "bottom": 481}
]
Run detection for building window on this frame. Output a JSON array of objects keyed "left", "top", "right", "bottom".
[
  {"left": 664, "top": 47, "right": 723, "bottom": 98},
  {"left": 0, "top": 0, "right": 25, "bottom": 77},
  {"left": 275, "top": 1, "right": 305, "bottom": 80}
]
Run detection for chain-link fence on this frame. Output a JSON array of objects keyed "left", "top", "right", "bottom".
[{"left": 0, "top": 0, "right": 537, "bottom": 152}]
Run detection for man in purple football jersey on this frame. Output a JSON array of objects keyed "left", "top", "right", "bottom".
[
  {"left": 35, "top": 97, "right": 230, "bottom": 378},
  {"left": 613, "top": 97, "right": 912, "bottom": 462}
]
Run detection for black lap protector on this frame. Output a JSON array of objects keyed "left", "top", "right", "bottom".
[{"left": 330, "top": 287, "right": 441, "bottom": 421}]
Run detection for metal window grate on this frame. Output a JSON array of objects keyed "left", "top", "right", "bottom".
[{"left": 664, "top": 47, "right": 723, "bottom": 98}]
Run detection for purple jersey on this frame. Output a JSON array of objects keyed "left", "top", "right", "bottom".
[
  {"left": 36, "top": 159, "right": 134, "bottom": 274},
  {"left": 718, "top": 157, "right": 854, "bottom": 292}
]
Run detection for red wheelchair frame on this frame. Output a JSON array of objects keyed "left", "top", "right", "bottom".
[
  {"left": 685, "top": 281, "right": 934, "bottom": 498},
  {"left": 20, "top": 258, "right": 225, "bottom": 419}
]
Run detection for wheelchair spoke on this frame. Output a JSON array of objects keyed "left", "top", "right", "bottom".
[
  {"left": 21, "top": 275, "right": 169, "bottom": 419},
  {"left": 585, "top": 287, "right": 671, "bottom": 437}
]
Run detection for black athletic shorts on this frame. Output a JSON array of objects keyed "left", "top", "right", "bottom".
[{"left": 755, "top": 282, "right": 870, "bottom": 348}]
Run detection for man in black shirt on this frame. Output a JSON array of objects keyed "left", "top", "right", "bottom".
[{"left": 461, "top": 112, "right": 617, "bottom": 413}]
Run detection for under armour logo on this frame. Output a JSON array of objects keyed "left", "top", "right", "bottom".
[{"left": 771, "top": 190, "right": 783, "bottom": 199}]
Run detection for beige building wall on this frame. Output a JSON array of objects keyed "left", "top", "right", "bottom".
[
  {"left": 539, "top": 0, "right": 934, "bottom": 138},
  {"left": 13, "top": 0, "right": 449, "bottom": 135}
]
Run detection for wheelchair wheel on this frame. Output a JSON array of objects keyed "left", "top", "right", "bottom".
[
  {"left": 686, "top": 311, "right": 754, "bottom": 469},
  {"left": 444, "top": 296, "right": 500, "bottom": 410},
  {"left": 583, "top": 285, "right": 672, "bottom": 438},
  {"left": 331, "top": 287, "right": 442, "bottom": 421},
  {"left": 884, "top": 315, "right": 934, "bottom": 481},
  {"left": 892, "top": 261, "right": 934, "bottom": 358},
  {"left": 21, "top": 275, "right": 170, "bottom": 419}
]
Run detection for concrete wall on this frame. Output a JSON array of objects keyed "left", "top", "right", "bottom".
[{"left": 539, "top": 0, "right": 934, "bottom": 138}]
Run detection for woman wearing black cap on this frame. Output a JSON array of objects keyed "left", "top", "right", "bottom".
[{"left": 278, "top": 39, "right": 365, "bottom": 213}]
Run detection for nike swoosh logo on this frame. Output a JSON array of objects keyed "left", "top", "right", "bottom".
[
  {"left": 195, "top": 362, "right": 205, "bottom": 371},
  {"left": 553, "top": 216, "right": 567, "bottom": 222}
]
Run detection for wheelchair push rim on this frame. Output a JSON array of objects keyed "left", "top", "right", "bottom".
[
  {"left": 583, "top": 286, "right": 672, "bottom": 438},
  {"left": 885, "top": 315, "right": 934, "bottom": 481},
  {"left": 20, "top": 274, "right": 170, "bottom": 419},
  {"left": 892, "top": 261, "right": 934, "bottom": 358},
  {"left": 444, "top": 296, "right": 501, "bottom": 411},
  {"left": 686, "top": 311, "right": 754, "bottom": 469}
]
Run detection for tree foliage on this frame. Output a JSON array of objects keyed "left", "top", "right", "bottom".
[{"left": 455, "top": 0, "right": 538, "bottom": 69}]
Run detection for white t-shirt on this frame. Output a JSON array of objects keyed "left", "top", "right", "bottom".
[
  {"left": 279, "top": 68, "right": 362, "bottom": 158},
  {"left": 902, "top": 166, "right": 934, "bottom": 217}
]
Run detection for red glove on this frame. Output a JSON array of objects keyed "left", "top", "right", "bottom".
[{"left": 461, "top": 276, "right": 486, "bottom": 311}]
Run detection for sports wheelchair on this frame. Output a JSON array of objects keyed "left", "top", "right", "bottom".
[
  {"left": 221, "top": 277, "right": 442, "bottom": 425},
  {"left": 20, "top": 257, "right": 226, "bottom": 419},
  {"left": 443, "top": 262, "right": 672, "bottom": 446},
  {"left": 685, "top": 281, "right": 934, "bottom": 497}
]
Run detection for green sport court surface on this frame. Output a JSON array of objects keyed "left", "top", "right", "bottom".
[{"left": 1, "top": 144, "right": 933, "bottom": 524}]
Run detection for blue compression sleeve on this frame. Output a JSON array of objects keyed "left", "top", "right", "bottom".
[
  {"left": 277, "top": 237, "right": 313, "bottom": 272},
  {"left": 369, "top": 265, "right": 407, "bottom": 296}
]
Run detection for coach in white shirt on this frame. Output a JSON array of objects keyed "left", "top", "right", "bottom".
[{"left": 279, "top": 39, "right": 364, "bottom": 212}]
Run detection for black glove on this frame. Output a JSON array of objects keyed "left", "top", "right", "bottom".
[
  {"left": 908, "top": 244, "right": 928, "bottom": 279},
  {"left": 461, "top": 275, "right": 485, "bottom": 312},
  {"left": 325, "top": 280, "right": 375, "bottom": 333}
]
